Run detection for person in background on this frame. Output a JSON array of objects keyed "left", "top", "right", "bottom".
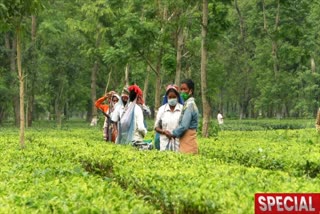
[
  {"left": 217, "top": 110, "right": 224, "bottom": 125},
  {"left": 118, "top": 84, "right": 147, "bottom": 145},
  {"left": 154, "top": 85, "right": 183, "bottom": 151},
  {"left": 165, "top": 79, "right": 199, "bottom": 154},
  {"left": 95, "top": 91, "right": 119, "bottom": 142}
]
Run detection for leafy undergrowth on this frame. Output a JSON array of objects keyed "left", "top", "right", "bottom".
[
  {"left": 1, "top": 126, "right": 320, "bottom": 214},
  {"left": 0, "top": 128, "right": 159, "bottom": 213},
  {"left": 200, "top": 129, "right": 320, "bottom": 177}
]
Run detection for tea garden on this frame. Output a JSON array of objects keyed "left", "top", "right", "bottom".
[{"left": 0, "top": 119, "right": 319, "bottom": 213}]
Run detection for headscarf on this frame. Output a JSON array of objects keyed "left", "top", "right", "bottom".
[
  {"left": 121, "top": 86, "right": 129, "bottom": 98},
  {"left": 110, "top": 93, "right": 121, "bottom": 110},
  {"left": 162, "top": 84, "right": 184, "bottom": 105},
  {"left": 128, "top": 84, "right": 144, "bottom": 104}
]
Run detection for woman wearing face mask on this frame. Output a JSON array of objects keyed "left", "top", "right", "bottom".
[
  {"left": 165, "top": 79, "right": 199, "bottom": 154},
  {"left": 154, "top": 85, "right": 183, "bottom": 151}
]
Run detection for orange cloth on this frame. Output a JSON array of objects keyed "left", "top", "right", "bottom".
[
  {"left": 95, "top": 96, "right": 109, "bottom": 113},
  {"left": 95, "top": 96, "right": 117, "bottom": 143},
  {"left": 179, "top": 129, "right": 198, "bottom": 154}
]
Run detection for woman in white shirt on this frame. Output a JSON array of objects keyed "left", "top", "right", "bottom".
[
  {"left": 118, "top": 85, "right": 147, "bottom": 144},
  {"left": 154, "top": 85, "right": 183, "bottom": 151}
]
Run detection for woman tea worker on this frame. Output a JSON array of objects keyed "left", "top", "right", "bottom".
[
  {"left": 95, "top": 91, "right": 119, "bottom": 142},
  {"left": 154, "top": 85, "right": 183, "bottom": 151},
  {"left": 118, "top": 84, "right": 147, "bottom": 145},
  {"left": 165, "top": 79, "right": 199, "bottom": 154},
  {"left": 111, "top": 87, "right": 130, "bottom": 143}
]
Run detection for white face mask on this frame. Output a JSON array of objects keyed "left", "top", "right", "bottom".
[{"left": 168, "top": 98, "right": 178, "bottom": 106}]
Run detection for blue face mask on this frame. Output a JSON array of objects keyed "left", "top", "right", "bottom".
[{"left": 168, "top": 98, "right": 178, "bottom": 106}]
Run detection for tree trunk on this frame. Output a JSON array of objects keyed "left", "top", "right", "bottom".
[
  {"left": 55, "top": 86, "right": 64, "bottom": 128},
  {"left": 262, "top": 0, "right": 268, "bottom": 31},
  {"left": 273, "top": 0, "right": 280, "bottom": 78},
  {"left": 234, "top": 0, "right": 245, "bottom": 44},
  {"left": 175, "top": 27, "right": 184, "bottom": 86},
  {"left": 154, "top": 73, "right": 162, "bottom": 116},
  {"left": 6, "top": 33, "right": 20, "bottom": 127},
  {"left": 27, "top": 15, "right": 37, "bottom": 127},
  {"left": 143, "top": 65, "right": 150, "bottom": 102},
  {"left": 125, "top": 63, "right": 129, "bottom": 86},
  {"left": 105, "top": 69, "right": 112, "bottom": 94},
  {"left": 200, "top": 0, "right": 211, "bottom": 137},
  {"left": 186, "top": 65, "right": 192, "bottom": 78},
  {"left": 153, "top": 1, "right": 166, "bottom": 117},
  {"left": 16, "top": 26, "right": 25, "bottom": 148},
  {"left": 90, "top": 31, "right": 102, "bottom": 125},
  {"left": 154, "top": 53, "right": 163, "bottom": 117},
  {"left": 55, "top": 98, "right": 62, "bottom": 128},
  {"left": 90, "top": 60, "right": 98, "bottom": 125},
  {"left": 311, "top": 57, "right": 316, "bottom": 73}
]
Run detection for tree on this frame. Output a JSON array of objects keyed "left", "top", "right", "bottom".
[
  {"left": 200, "top": 0, "right": 211, "bottom": 137},
  {"left": 1, "top": 0, "right": 43, "bottom": 147}
]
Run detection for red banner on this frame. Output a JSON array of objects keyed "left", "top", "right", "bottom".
[{"left": 255, "top": 193, "right": 320, "bottom": 214}]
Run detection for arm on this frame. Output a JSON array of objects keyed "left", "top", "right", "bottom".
[
  {"left": 95, "top": 96, "right": 109, "bottom": 113},
  {"left": 172, "top": 104, "right": 193, "bottom": 138},
  {"left": 154, "top": 106, "right": 164, "bottom": 134}
]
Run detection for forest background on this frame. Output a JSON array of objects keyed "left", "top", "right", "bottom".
[{"left": 1, "top": 0, "right": 320, "bottom": 139}]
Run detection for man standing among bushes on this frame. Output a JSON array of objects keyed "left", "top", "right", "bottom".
[{"left": 217, "top": 111, "right": 224, "bottom": 125}]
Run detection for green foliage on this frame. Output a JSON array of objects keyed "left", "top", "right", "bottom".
[
  {"left": 2, "top": 121, "right": 320, "bottom": 213},
  {"left": 1, "top": 0, "right": 320, "bottom": 125},
  {"left": 200, "top": 128, "right": 320, "bottom": 178}
]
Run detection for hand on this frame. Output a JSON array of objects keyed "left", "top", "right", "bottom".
[
  {"left": 105, "top": 91, "right": 116, "bottom": 98},
  {"left": 163, "top": 130, "right": 173, "bottom": 140}
]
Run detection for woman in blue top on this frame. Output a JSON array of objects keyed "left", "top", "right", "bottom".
[{"left": 165, "top": 79, "right": 199, "bottom": 154}]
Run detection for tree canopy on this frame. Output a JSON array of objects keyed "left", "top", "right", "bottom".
[{"left": 1, "top": 0, "right": 320, "bottom": 128}]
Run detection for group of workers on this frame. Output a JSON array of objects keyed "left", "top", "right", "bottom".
[{"left": 95, "top": 79, "right": 199, "bottom": 154}]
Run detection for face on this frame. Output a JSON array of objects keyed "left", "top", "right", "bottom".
[
  {"left": 121, "top": 95, "right": 128, "bottom": 103},
  {"left": 180, "top": 83, "right": 191, "bottom": 94},
  {"left": 112, "top": 97, "right": 119, "bottom": 103},
  {"left": 167, "top": 91, "right": 177, "bottom": 99}
]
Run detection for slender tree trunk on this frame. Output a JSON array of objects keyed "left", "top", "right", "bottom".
[
  {"left": 273, "top": 0, "right": 281, "bottom": 116},
  {"left": 273, "top": 0, "right": 280, "bottom": 78},
  {"left": 201, "top": 0, "right": 211, "bottom": 137},
  {"left": 186, "top": 65, "right": 192, "bottom": 78},
  {"left": 105, "top": 70, "right": 112, "bottom": 94},
  {"left": 154, "top": 1, "right": 166, "bottom": 117},
  {"left": 125, "top": 63, "right": 129, "bottom": 86},
  {"left": 16, "top": 26, "right": 25, "bottom": 148},
  {"left": 143, "top": 65, "right": 150, "bottom": 102},
  {"left": 234, "top": 0, "right": 245, "bottom": 43},
  {"left": 262, "top": 0, "right": 281, "bottom": 116},
  {"left": 311, "top": 57, "right": 316, "bottom": 73},
  {"left": 55, "top": 99, "right": 62, "bottom": 128},
  {"left": 90, "top": 60, "right": 98, "bottom": 124},
  {"left": 90, "top": 31, "right": 102, "bottom": 125},
  {"left": 154, "top": 52, "right": 163, "bottom": 116},
  {"left": 262, "top": 0, "right": 268, "bottom": 31},
  {"left": 55, "top": 86, "right": 64, "bottom": 128},
  {"left": 175, "top": 27, "right": 184, "bottom": 86},
  {"left": 27, "top": 15, "right": 37, "bottom": 127},
  {"left": 6, "top": 33, "right": 20, "bottom": 127}
]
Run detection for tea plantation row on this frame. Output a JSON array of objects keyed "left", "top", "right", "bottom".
[
  {"left": 0, "top": 125, "right": 319, "bottom": 213},
  {"left": 201, "top": 129, "right": 320, "bottom": 177}
]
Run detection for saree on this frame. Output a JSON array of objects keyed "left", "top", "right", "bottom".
[
  {"left": 179, "top": 129, "right": 198, "bottom": 154},
  {"left": 118, "top": 100, "right": 136, "bottom": 145}
]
